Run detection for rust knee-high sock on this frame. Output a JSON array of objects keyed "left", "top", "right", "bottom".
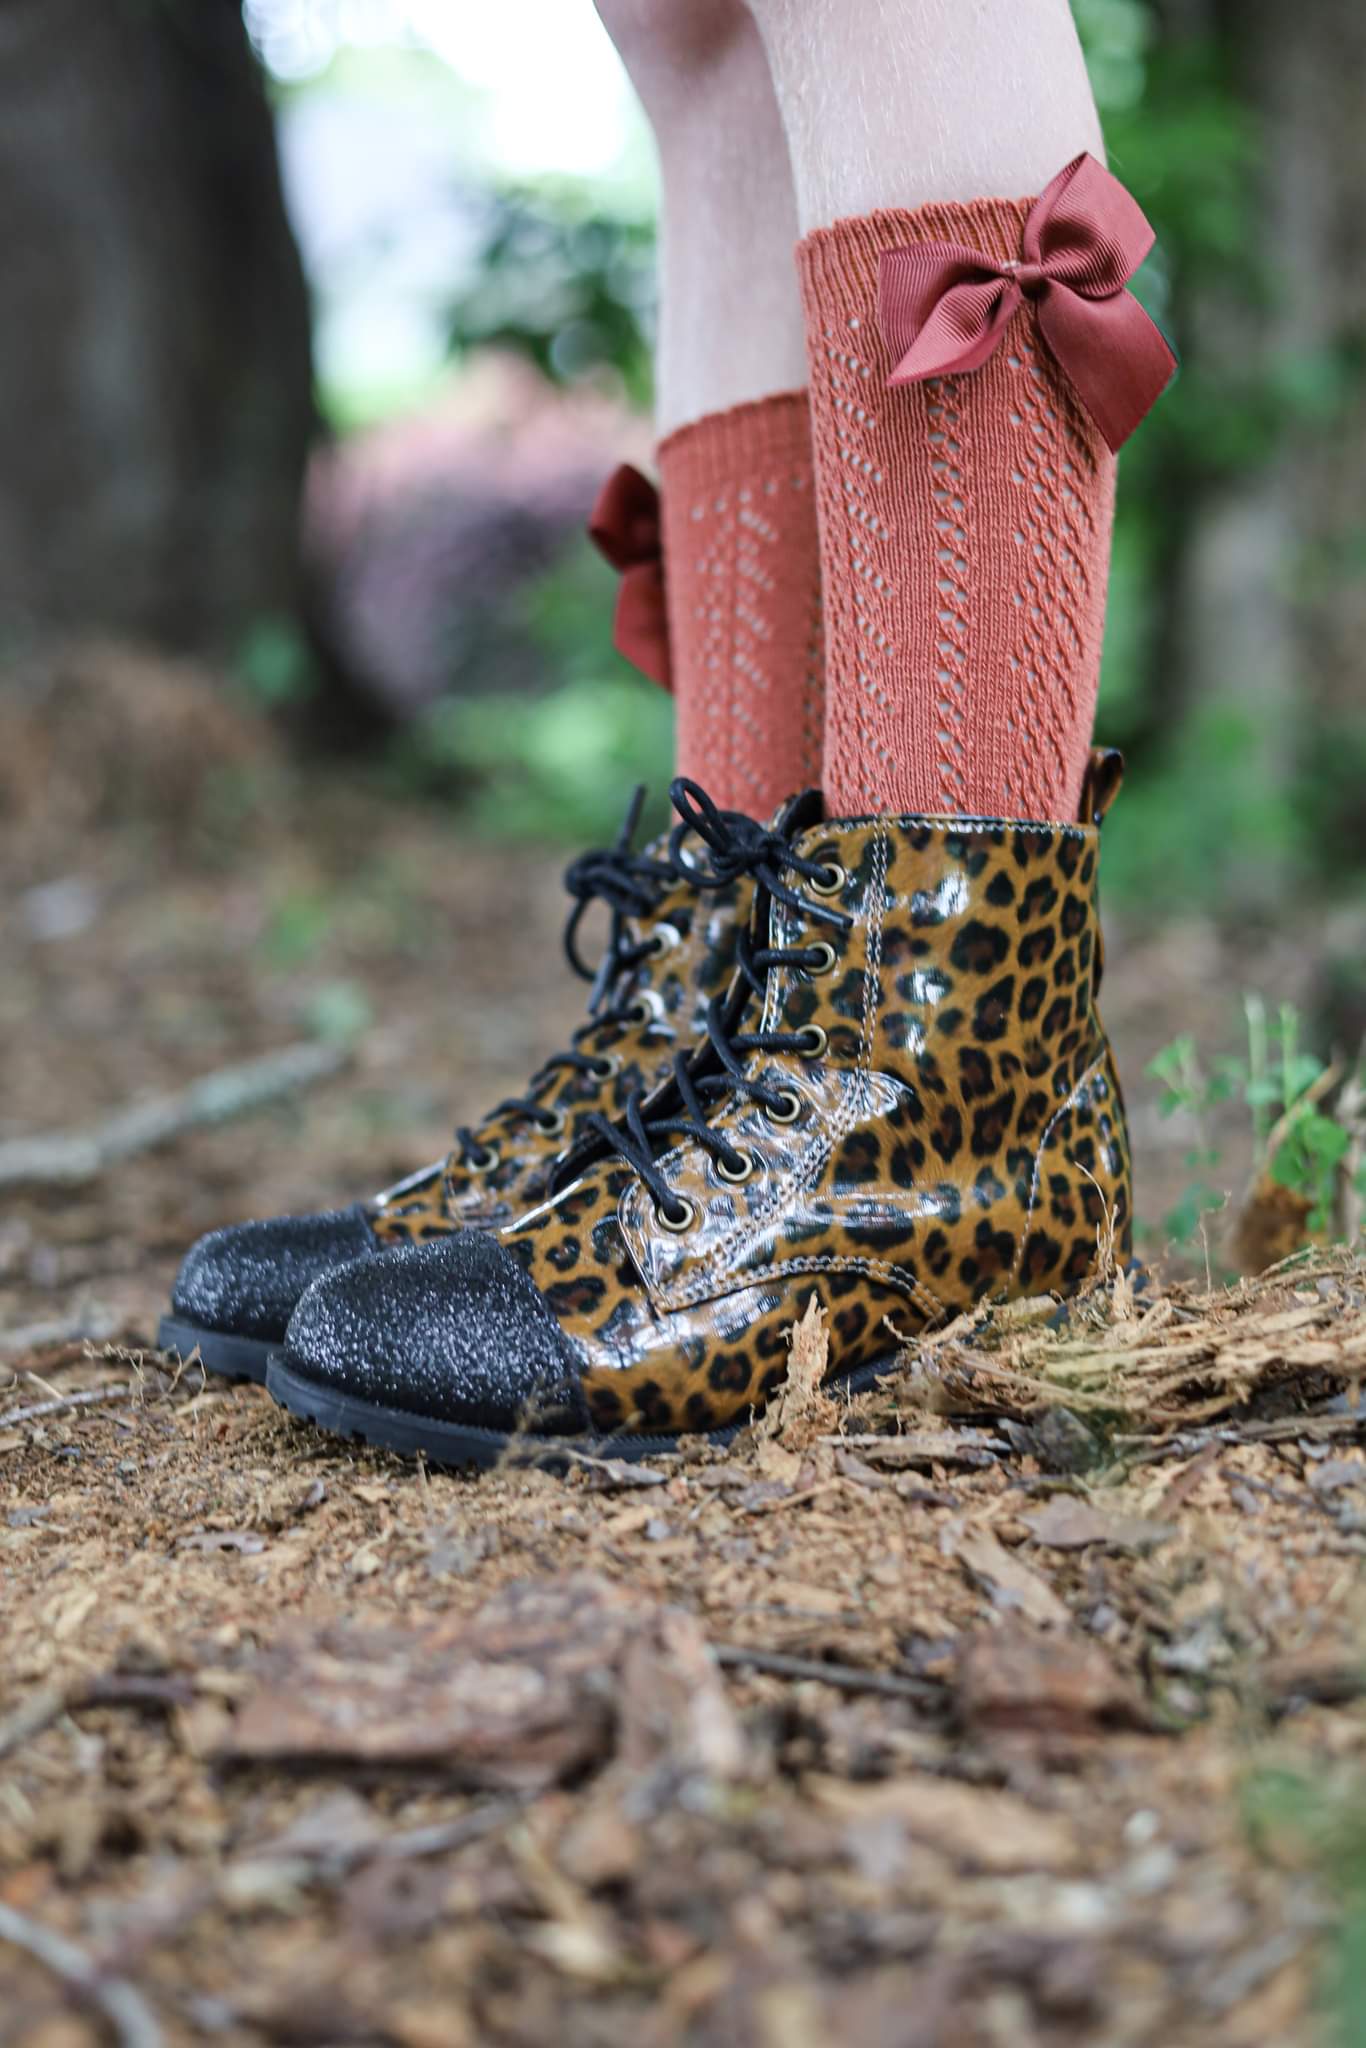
[
  {"left": 797, "top": 198, "right": 1116, "bottom": 823},
  {"left": 658, "top": 391, "right": 824, "bottom": 816}
]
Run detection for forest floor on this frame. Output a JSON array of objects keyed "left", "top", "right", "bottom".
[{"left": 3, "top": 656, "right": 1365, "bottom": 2047}]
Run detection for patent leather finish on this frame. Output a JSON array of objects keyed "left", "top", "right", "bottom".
[
  {"left": 497, "top": 796, "right": 1132, "bottom": 1437},
  {"left": 370, "top": 855, "right": 749, "bottom": 1243}
]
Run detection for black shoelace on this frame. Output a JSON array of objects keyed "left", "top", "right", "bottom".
[
  {"left": 583, "top": 778, "right": 853, "bottom": 1225},
  {"left": 452, "top": 789, "right": 679, "bottom": 1170}
]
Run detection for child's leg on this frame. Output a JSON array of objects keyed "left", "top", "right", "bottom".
[
  {"left": 741, "top": 0, "right": 1102, "bottom": 227},
  {"left": 744, "top": 0, "right": 1119, "bottom": 822},
  {"left": 596, "top": 0, "right": 825, "bottom": 812}
]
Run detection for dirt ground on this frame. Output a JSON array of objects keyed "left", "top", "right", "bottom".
[{"left": 3, "top": 664, "right": 1365, "bottom": 2046}]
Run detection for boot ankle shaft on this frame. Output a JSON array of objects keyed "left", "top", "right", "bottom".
[{"left": 769, "top": 814, "right": 1107, "bottom": 1112}]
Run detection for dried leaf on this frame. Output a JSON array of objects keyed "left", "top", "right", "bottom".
[
  {"left": 1021, "top": 1496, "right": 1173, "bottom": 1553},
  {"left": 949, "top": 1524, "right": 1071, "bottom": 1628},
  {"left": 765, "top": 1579, "right": 849, "bottom": 1617},
  {"left": 568, "top": 1452, "right": 668, "bottom": 1491}
]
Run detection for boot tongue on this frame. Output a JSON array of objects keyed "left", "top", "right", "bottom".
[
  {"left": 688, "top": 787, "right": 830, "bottom": 1099},
  {"left": 741, "top": 785, "right": 824, "bottom": 958},
  {"left": 544, "top": 788, "right": 819, "bottom": 1199},
  {"left": 773, "top": 786, "right": 825, "bottom": 837}
]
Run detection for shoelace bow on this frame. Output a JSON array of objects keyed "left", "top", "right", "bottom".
[
  {"left": 452, "top": 788, "right": 679, "bottom": 1169},
  {"left": 584, "top": 778, "right": 853, "bottom": 1225}
]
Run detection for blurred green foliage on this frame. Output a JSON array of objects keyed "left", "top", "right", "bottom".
[
  {"left": 391, "top": 538, "right": 675, "bottom": 846},
  {"left": 1146, "top": 997, "right": 1365, "bottom": 1251},
  {"left": 447, "top": 182, "right": 655, "bottom": 407},
  {"left": 235, "top": 612, "right": 320, "bottom": 710},
  {"left": 1074, "top": 0, "right": 1364, "bottom": 903},
  {"left": 1244, "top": 1764, "right": 1366, "bottom": 2044}
]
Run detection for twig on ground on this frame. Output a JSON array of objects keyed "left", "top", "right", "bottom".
[
  {"left": 0, "top": 1671, "right": 198, "bottom": 1763},
  {"left": 1117, "top": 1406, "right": 1366, "bottom": 1466},
  {"left": 0, "top": 1309, "right": 121, "bottom": 1364},
  {"left": 0, "top": 1382, "right": 137, "bottom": 1429},
  {"left": 360, "top": 1802, "right": 516, "bottom": 1869},
  {"left": 712, "top": 1643, "right": 943, "bottom": 1702},
  {"left": 20, "top": 1365, "right": 64, "bottom": 1401},
  {"left": 82, "top": 1673, "right": 199, "bottom": 1712},
  {"left": 0, "top": 1900, "right": 163, "bottom": 2048},
  {"left": 0, "top": 1040, "right": 351, "bottom": 1190},
  {"left": 237, "top": 1799, "right": 517, "bottom": 1886}
]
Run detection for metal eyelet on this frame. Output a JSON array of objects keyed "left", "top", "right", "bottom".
[
  {"left": 804, "top": 941, "right": 837, "bottom": 975},
  {"left": 797, "top": 1024, "right": 829, "bottom": 1059},
  {"left": 536, "top": 1108, "right": 567, "bottom": 1138},
  {"left": 469, "top": 1143, "right": 500, "bottom": 1172},
  {"left": 716, "top": 1147, "right": 757, "bottom": 1185},
  {"left": 625, "top": 994, "right": 661, "bottom": 1027},
  {"left": 808, "top": 861, "right": 847, "bottom": 898},
  {"left": 588, "top": 1052, "right": 622, "bottom": 1080},
  {"left": 765, "top": 1089, "right": 803, "bottom": 1125},
  {"left": 655, "top": 1195, "right": 697, "bottom": 1233},
  {"left": 647, "top": 922, "right": 681, "bottom": 957}
]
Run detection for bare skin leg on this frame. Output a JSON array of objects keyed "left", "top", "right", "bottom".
[
  {"left": 740, "top": 0, "right": 1104, "bottom": 230},
  {"left": 594, "top": 0, "right": 809, "bottom": 434}
]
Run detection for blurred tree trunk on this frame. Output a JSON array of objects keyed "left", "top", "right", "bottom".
[
  {"left": 0, "top": 0, "right": 314, "bottom": 658},
  {"left": 1155, "top": 0, "right": 1366, "bottom": 892},
  {"left": 1254, "top": 0, "right": 1366, "bottom": 868}
]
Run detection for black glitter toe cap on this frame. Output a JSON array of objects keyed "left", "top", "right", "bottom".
[
  {"left": 281, "top": 1231, "right": 589, "bottom": 1433},
  {"left": 170, "top": 1205, "right": 378, "bottom": 1344}
]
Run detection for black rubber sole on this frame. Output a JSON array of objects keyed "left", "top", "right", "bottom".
[
  {"left": 264, "top": 1260, "right": 1151, "bottom": 1471},
  {"left": 157, "top": 1314, "right": 273, "bottom": 1386},
  {"left": 265, "top": 1350, "right": 907, "bottom": 1471}
]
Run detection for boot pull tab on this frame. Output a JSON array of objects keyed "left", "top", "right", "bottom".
[{"left": 1078, "top": 746, "right": 1124, "bottom": 827}]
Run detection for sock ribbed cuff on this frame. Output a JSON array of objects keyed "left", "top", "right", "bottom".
[{"left": 657, "top": 388, "right": 813, "bottom": 488}]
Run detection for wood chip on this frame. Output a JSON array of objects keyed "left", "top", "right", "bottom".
[
  {"left": 756, "top": 1293, "right": 835, "bottom": 1447},
  {"left": 1021, "top": 1496, "right": 1174, "bottom": 1553},
  {"left": 829, "top": 1428, "right": 1009, "bottom": 1469},
  {"left": 949, "top": 1524, "right": 1071, "bottom": 1628},
  {"left": 810, "top": 1771, "right": 1080, "bottom": 1875},
  {"left": 958, "top": 1625, "right": 1150, "bottom": 1740},
  {"left": 222, "top": 1574, "right": 749, "bottom": 1793}
]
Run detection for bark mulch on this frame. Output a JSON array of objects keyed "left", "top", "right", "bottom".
[
  {"left": 3, "top": 668, "right": 1364, "bottom": 2046},
  {"left": 3, "top": 1251, "right": 1364, "bottom": 2047}
]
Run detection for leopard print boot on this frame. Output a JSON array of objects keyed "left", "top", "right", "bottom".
[
  {"left": 270, "top": 754, "right": 1131, "bottom": 1462},
  {"left": 158, "top": 791, "right": 751, "bottom": 1383}
]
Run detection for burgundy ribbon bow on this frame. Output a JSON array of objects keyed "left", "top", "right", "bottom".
[
  {"left": 877, "top": 153, "right": 1175, "bottom": 452},
  {"left": 588, "top": 464, "right": 672, "bottom": 693}
]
